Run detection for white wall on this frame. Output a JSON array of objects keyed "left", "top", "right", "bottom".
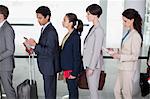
[
  {"left": 0, "top": 0, "right": 100, "bottom": 55},
  {"left": 1, "top": 0, "right": 142, "bottom": 54},
  {"left": 105, "top": 0, "right": 124, "bottom": 48}
]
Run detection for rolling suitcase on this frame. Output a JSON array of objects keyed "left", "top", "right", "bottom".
[{"left": 17, "top": 53, "right": 38, "bottom": 99}]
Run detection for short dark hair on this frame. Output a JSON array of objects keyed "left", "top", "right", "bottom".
[
  {"left": 36, "top": 6, "right": 51, "bottom": 21},
  {"left": 0, "top": 5, "right": 9, "bottom": 19},
  {"left": 86, "top": 4, "right": 102, "bottom": 18}
]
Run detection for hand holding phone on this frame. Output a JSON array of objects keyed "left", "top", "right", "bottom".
[
  {"left": 102, "top": 47, "right": 115, "bottom": 55},
  {"left": 23, "top": 37, "right": 29, "bottom": 48},
  {"left": 23, "top": 37, "right": 34, "bottom": 54},
  {"left": 23, "top": 42, "right": 33, "bottom": 55}
]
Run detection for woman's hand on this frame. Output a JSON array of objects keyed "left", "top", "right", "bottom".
[
  {"left": 86, "top": 68, "right": 94, "bottom": 76},
  {"left": 68, "top": 75, "right": 76, "bottom": 79},
  {"left": 107, "top": 48, "right": 119, "bottom": 55},
  {"left": 112, "top": 53, "right": 121, "bottom": 59}
]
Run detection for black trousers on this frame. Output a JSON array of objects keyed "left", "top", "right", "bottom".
[
  {"left": 66, "top": 79, "right": 79, "bottom": 99},
  {"left": 43, "top": 74, "right": 57, "bottom": 99}
]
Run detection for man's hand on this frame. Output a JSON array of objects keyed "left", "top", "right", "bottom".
[
  {"left": 26, "top": 38, "right": 36, "bottom": 46},
  {"left": 23, "top": 42, "right": 33, "bottom": 55}
]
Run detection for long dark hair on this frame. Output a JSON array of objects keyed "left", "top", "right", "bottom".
[
  {"left": 66, "top": 13, "right": 83, "bottom": 33},
  {"left": 122, "top": 8, "right": 143, "bottom": 44}
]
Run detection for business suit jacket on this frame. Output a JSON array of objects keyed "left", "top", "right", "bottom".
[
  {"left": 0, "top": 21, "right": 15, "bottom": 71},
  {"left": 83, "top": 21, "right": 105, "bottom": 70},
  {"left": 60, "top": 29, "right": 82, "bottom": 76},
  {"left": 118, "top": 29, "right": 142, "bottom": 71},
  {"left": 0, "top": 21, "right": 16, "bottom": 99},
  {"left": 114, "top": 29, "right": 142, "bottom": 99},
  {"left": 34, "top": 23, "right": 60, "bottom": 75}
]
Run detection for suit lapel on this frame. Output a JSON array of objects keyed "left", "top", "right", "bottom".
[
  {"left": 84, "top": 25, "right": 94, "bottom": 44},
  {"left": 62, "top": 30, "right": 75, "bottom": 49},
  {"left": 121, "top": 30, "right": 135, "bottom": 48},
  {"left": 42, "top": 23, "right": 52, "bottom": 34},
  {"left": 0, "top": 21, "right": 8, "bottom": 34},
  {"left": 39, "top": 23, "right": 51, "bottom": 42},
  {"left": 84, "top": 22, "right": 100, "bottom": 44},
  {"left": 86, "top": 26, "right": 95, "bottom": 39}
]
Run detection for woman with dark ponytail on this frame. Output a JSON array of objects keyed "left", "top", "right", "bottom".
[
  {"left": 60, "top": 13, "right": 83, "bottom": 99},
  {"left": 111, "top": 9, "right": 143, "bottom": 99},
  {"left": 122, "top": 8, "right": 143, "bottom": 46}
]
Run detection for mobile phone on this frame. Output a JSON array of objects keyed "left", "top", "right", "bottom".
[
  {"left": 102, "top": 47, "right": 109, "bottom": 53},
  {"left": 24, "top": 37, "right": 28, "bottom": 40},
  {"left": 102, "top": 47, "right": 115, "bottom": 55}
]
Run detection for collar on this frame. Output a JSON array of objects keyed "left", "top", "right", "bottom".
[
  {"left": 41, "top": 21, "right": 50, "bottom": 32},
  {"left": 0, "top": 20, "right": 6, "bottom": 28},
  {"left": 93, "top": 20, "right": 100, "bottom": 29}
]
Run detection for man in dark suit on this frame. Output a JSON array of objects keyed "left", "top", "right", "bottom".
[
  {"left": 0, "top": 5, "right": 16, "bottom": 99},
  {"left": 26, "top": 6, "right": 60, "bottom": 99}
]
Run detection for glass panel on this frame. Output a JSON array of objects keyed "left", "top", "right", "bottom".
[{"left": 143, "top": 0, "right": 150, "bottom": 56}]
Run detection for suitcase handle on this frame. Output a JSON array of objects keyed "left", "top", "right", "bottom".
[{"left": 28, "top": 53, "right": 36, "bottom": 84}]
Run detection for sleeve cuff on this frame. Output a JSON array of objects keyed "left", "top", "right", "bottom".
[
  {"left": 31, "top": 46, "right": 35, "bottom": 49},
  {"left": 70, "top": 72, "right": 78, "bottom": 77}
]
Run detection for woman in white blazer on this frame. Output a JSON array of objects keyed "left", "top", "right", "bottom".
[
  {"left": 111, "top": 9, "right": 143, "bottom": 99},
  {"left": 83, "top": 4, "right": 105, "bottom": 99}
]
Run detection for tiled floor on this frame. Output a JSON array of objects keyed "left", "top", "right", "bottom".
[{"left": 1, "top": 58, "right": 150, "bottom": 99}]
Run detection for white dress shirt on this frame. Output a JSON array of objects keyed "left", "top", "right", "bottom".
[
  {"left": 0, "top": 20, "right": 6, "bottom": 28},
  {"left": 41, "top": 21, "right": 50, "bottom": 33}
]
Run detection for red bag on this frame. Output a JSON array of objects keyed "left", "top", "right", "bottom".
[{"left": 64, "top": 70, "right": 72, "bottom": 78}]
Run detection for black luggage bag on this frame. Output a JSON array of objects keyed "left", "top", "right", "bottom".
[
  {"left": 140, "top": 73, "right": 150, "bottom": 97},
  {"left": 139, "top": 46, "right": 150, "bottom": 97},
  {"left": 17, "top": 54, "right": 38, "bottom": 99}
]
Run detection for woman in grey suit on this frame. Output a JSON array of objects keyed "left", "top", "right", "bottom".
[
  {"left": 83, "top": 4, "right": 105, "bottom": 99},
  {"left": 111, "top": 9, "right": 143, "bottom": 99}
]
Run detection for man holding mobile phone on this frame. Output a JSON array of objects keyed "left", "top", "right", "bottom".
[
  {"left": 25, "top": 6, "right": 60, "bottom": 99},
  {"left": 23, "top": 37, "right": 33, "bottom": 55}
]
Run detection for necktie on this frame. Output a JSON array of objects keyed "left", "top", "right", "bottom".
[
  {"left": 121, "top": 30, "right": 130, "bottom": 47},
  {"left": 84, "top": 25, "right": 94, "bottom": 44},
  {"left": 39, "top": 27, "right": 44, "bottom": 42},
  {"left": 41, "top": 27, "right": 44, "bottom": 33}
]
